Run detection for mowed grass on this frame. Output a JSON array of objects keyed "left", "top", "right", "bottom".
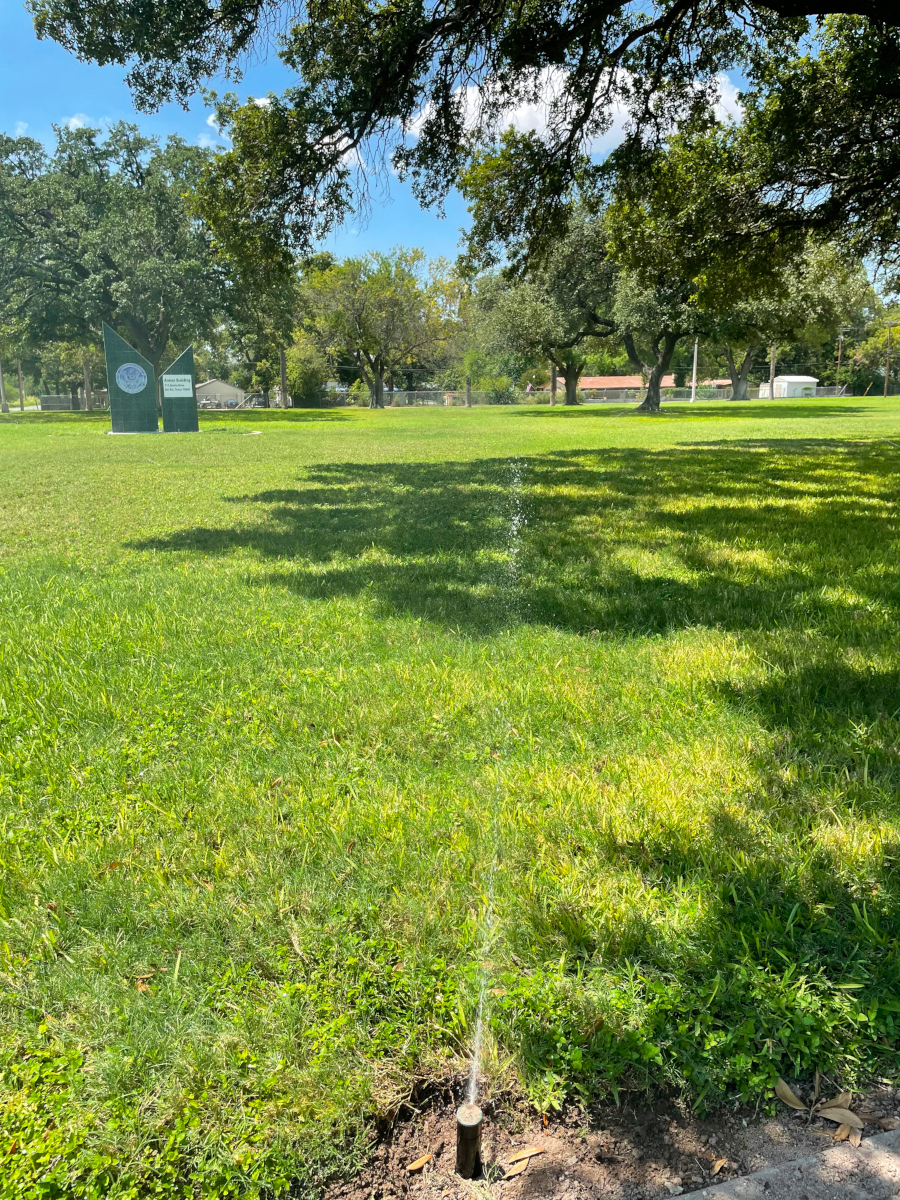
[{"left": 1, "top": 398, "right": 900, "bottom": 1198}]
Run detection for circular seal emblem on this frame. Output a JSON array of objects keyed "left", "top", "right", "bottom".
[{"left": 116, "top": 363, "right": 148, "bottom": 394}]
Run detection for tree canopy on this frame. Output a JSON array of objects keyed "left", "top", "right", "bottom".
[
  {"left": 27, "top": 0, "right": 900, "bottom": 267},
  {"left": 0, "top": 122, "right": 228, "bottom": 371}
]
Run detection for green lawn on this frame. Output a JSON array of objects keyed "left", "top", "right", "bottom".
[{"left": 1, "top": 399, "right": 899, "bottom": 1198}]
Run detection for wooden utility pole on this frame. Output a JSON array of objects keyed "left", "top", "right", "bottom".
[
  {"left": 550, "top": 363, "right": 557, "bottom": 406},
  {"left": 16, "top": 359, "right": 25, "bottom": 411},
  {"left": 768, "top": 345, "right": 777, "bottom": 400}
]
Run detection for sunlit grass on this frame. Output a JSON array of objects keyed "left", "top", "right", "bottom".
[{"left": 1, "top": 398, "right": 899, "bottom": 1197}]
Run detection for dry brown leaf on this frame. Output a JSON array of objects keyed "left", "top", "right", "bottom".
[
  {"left": 775, "top": 1078, "right": 808, "bottom": 1111},
  {"left": 267, "top": 777, "right": 283, "bottom": 790},
  {"left": 818, "top": 1108, "right": 864, "bottom": 1130},
  {"left": 878, "top": 1118, "right": 900, "bottom": 1131},
  {"left": 405, "top": 1154, "right": 432, "bottom": 1173},
  {"left": 136, "top": 979, "right": 151, "bottom": 992},
  {"left": 711, "top": 1158, "right": 728, "bottom": 1177},
  {"left": 508, "top": 1146, "right": 546, "bottom": 1164},
  {"left": 102, "top": 860, "right": 123, "bottom": 872},
  {"left": 542, "top": 1114, "right": 548, "bottom": 1128},
  {"left": 198, "top": 879, "right": 214, "bottom": 891},
  {"left": 820, "top": 1092, "right": 853, "bottom": 1111},
  {"left": 503, "top": 1160, "right": 529, "bottom": 1178},
  {"left": 833, "top": 1124, "right": 852, "bottom": 1142},
  {"left": 849, "top": 1128, "right": 862, "bottom": 1148}
]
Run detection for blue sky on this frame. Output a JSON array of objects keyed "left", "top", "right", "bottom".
[{"left": 0, "top": 2, "right": 472, "bottom": 260}]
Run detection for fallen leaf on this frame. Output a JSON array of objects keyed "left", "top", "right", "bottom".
[
  {"left": 878, "top": 1118, "right": 900, "bottom": 1131},
  {"left": 267, "top": 777, "right": 283, "bottom": 790},
  {"left": 776, "top": 1078, "right": 808, "bottom": 1111},
  {"left": 45, "top": 902, "right": 58, "bottom": 911},
  {"left": 818, "top": 1108, "right": 864, "bottom": 1130},
  {"left": 503, "top": 1161, "right": 529, "bottom": 1178},
  {"left": 198, "top": 879, "right": 213, "bottom": 891},
  {"left": 406, "top": 1154, "right": 432, "bottom": 1173},
  {"left": 542, "top": 1114, "right": 548, "bottom": 1128},
  {"left": 136, "top": 980, "right": 151, "bottom": 992},
  {"left": 820, "top": 1092, "right": 853, "bottom": 1111},
  {"left": 849, "top": 1128, "right": 862, "bottom": 1148},
  {"left": 711, "top": 1158, "right": 728, "bottom": 1177},
  {"left": 833, "top": 1124, "right": 852, "bottom": 1142},
  {"left": 508, "top": 1146, "right": 546, "bottom": 1164},
  {"left": 102, "top": 861, "right": 123, "bottom": 873}
]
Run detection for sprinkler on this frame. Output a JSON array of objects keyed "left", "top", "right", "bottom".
[{"left": 455, "top": 1103, "right": 483, "bottom": 1178}]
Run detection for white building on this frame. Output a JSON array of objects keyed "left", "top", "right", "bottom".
[
  {"left": 195, "top": 379, "right": 246, "bottom": 408},
  {"left": 759, "top": 375, "right": 819, "bottom": 399}
]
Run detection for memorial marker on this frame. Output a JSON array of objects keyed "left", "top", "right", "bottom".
[
  {"left": 103, "top": 324, "right": 158, "bottom": 433},
  {"left": 160, "top": 346, "right": 199, "bottom": 432}
]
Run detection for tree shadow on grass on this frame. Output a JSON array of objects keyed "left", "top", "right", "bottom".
[
  {"left": 517, "top": 402, "right": 866, "bottom": 420},
  {"left": 129, "top": 438, "right": 900, "bottom": 640},
  {"left": 127, "top": 437, "right": 900, "bottom": 1097}
]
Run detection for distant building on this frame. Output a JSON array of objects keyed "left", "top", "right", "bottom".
[
  {"left": 759, "top": 375, "right": 819, "bottom": 398},
  {"left": 195, "top": 379, "right": 246, "bottom": 408},
  {"left": 541, "top": 374, "right": 676, "bottom": 391}
]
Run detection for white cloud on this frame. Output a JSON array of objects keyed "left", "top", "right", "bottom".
[
  {"left": 251, "top": 96, "right": 272, "bottom": 108},
  {"left": 14, "top": 121, "right": 28, "bottom": 137},
  {"left": 406, "top": 68, "right": 743, "bottom": 160},
  {"left": 206, "top": 112, "right": 220, "bottom": 129},
  {"left": 713, "top": 73, "right": 743, "bottom": 124},
  {"left": 64, "top": 113, "right": 90, "bottom": 130}
]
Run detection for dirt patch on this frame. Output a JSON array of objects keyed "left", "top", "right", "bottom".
[{"left": 323, "top": 1079, "right": 900, "bottom": 1199}]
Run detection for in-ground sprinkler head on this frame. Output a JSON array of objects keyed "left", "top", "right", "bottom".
[{"left": 455, "top": 1103, "right": 483, "bottom": 1178}]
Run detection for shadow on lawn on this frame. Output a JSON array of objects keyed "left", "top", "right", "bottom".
[
  {"left": 517, "top": 402, "right": 866, "bottom": 420},
  {"left": 130, "top": 437, "right": 900, "bottom": 640},
  {"left": 130, "top": 437, "right": 900, "bottom": 1087}
]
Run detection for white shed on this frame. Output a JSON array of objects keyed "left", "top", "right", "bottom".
[
  {"left": 195, "top": 379, "right": 246, "bottom": 408},
  {"left": 760, "top": 375, "right": 819, "bottom": 399}
]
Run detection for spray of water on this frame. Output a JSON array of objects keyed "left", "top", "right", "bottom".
[{"left": 466, "top": 457, "right": 525, "bottom": 1107}]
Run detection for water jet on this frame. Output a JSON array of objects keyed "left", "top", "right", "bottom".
[{"left": 455, "top": 1103, "right": 483, "bottom": 1178}]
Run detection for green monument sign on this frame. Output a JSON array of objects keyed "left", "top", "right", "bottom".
[
  {"left": 103, "top": 324, "right": 158, "bottom": 433},
  {"left": 160, "top": 346, "right": 199, "bottom": 433}
]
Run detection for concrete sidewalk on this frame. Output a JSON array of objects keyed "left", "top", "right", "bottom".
[{"left": 684, "top": 1128, "right": 900, "bottom": 1199}]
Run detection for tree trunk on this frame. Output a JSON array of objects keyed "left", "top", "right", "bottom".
[
  {"left": 465, "top": 374, "right": 471, "bottom": 407},
  {"left": 369, "top": 359, "right": 384, "bottom": 408},
  {"left": 768, "top": 345, "right": 777, "bottom": 400},
  {"left": 0, "top": 360, "right": 8, "bottom": 414},
  {"left": 263, "top": 388, "right": 270, "bottom": 408},
  {"left": 16, "top": 359, "right": 25, "bottom": 411},
  {"left": 550, "top": 363, "right": 557, "bottom": 405},
  {"left": 280, "top": 346, "right": 290, "bottom": 408},
  {"left": 563, "top": 362, "right": 580, "bottom": 405},
  {"left": 724, "top": 341, "right": 760, "bottom": 401},
  {"left": 83, "top": 355, "right": 93, "bottom": 411},
  {"left": 633, "top": 332, "right": 679, "bottom": 414}
]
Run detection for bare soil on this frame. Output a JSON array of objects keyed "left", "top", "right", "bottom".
[{"left": 323, "top": 1077, "right": 900, "bottom": 1200}]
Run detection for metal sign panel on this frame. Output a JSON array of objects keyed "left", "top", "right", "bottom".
[
  {"left": 160, "top": 346, "right": 199, "bottom": 432},
  {"left": 103, "top": 324, "right": 158, "bottom": 433}
]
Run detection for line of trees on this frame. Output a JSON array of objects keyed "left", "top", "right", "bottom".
[{"left": 0, "top": 115, "right": 890, "bottom": 414}]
